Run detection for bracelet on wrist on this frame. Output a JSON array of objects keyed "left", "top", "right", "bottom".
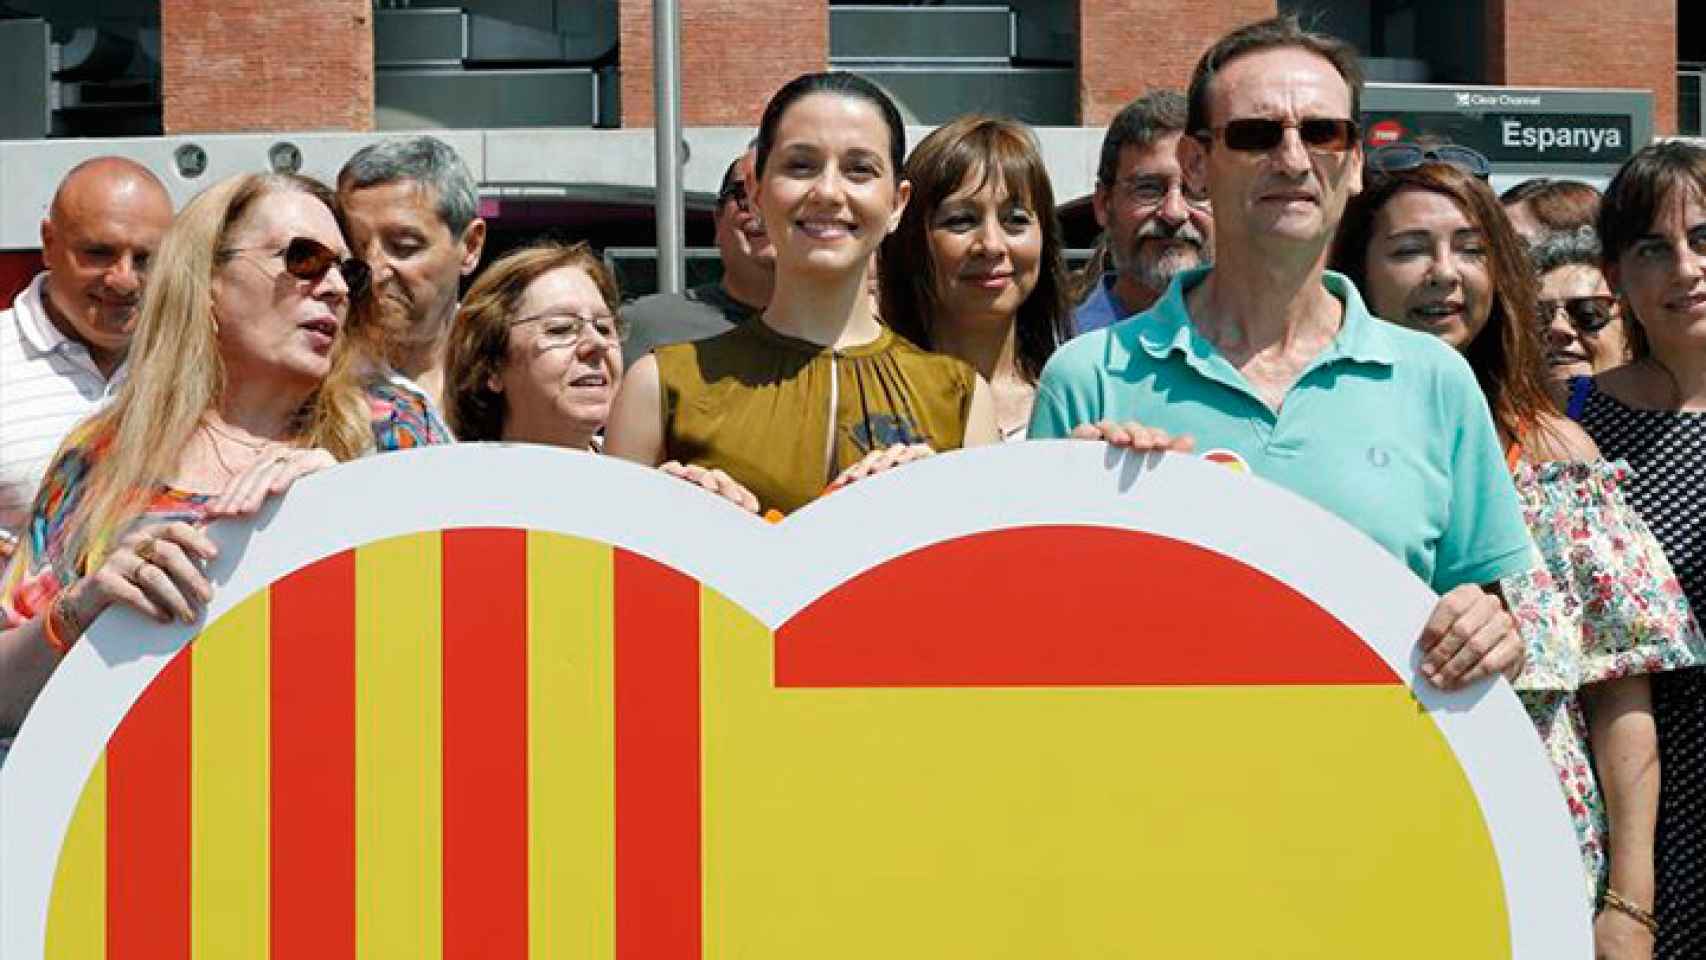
[
  {"left": 43, "top": 592, "right": 79, "bottom": 656},
  {"left": 1602, "top": 888, "right": 1659, "bottom": 936}
]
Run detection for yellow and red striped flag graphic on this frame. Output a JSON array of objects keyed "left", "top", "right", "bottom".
[{"left": 43, "top": 525, "right": 1509, "bottom": 958}]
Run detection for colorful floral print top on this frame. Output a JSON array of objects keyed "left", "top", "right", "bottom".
[
  {"left": 369, "top": 375, "right": 453, "bottom": 450},
  {"left": 0, "top": 377, "right": 448, "bottom": 631},
  {"left": 1502, "top": 459, "right": 1706, "bottom": 897}
]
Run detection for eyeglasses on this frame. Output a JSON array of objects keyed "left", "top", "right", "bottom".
[
  {"left": 222, "top": 237, "right": 371, "bottom": 301},
  {"left": 1198, "top": 118, "right": 1360, "bottom": 154},
  {"left": 1368, "top": 143, "right": 1492, "bottom": 180},
  {"left": 1536, "top": 295, "right": 1619, "bottom": 334},
  {"left": 718, "top": 180, "right": 750, "bottom": 212},
  {"left": 522, "top": 310, "right": 625, "bottom": 349},
  {"left": 1112, "top": 177, "right": 1212, "bottom": 212}
]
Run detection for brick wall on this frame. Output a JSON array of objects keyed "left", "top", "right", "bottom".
[
  {"left": 1486, "top": 0, "right": 1676, "bottom": 135},
  {"left": 1078, "top": 0, "right": 1277, "bottom": 125},
  {"left": 161, "top": 0, "right": 374, "bottom": 134},
  {"left": 619, "top": 0, "right": 827, "bottom": 128}
]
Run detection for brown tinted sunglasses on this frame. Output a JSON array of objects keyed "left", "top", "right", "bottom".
[
  {"left": 1537, "top": 295, "right": 1618, "bottom": 334},
  {"left": 223, "top": 236, "right": 371, "bottom": 301}
]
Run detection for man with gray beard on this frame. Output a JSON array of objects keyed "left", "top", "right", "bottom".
[{"left": 1076, "top": 90, "right": 1215, "bottom": 335}]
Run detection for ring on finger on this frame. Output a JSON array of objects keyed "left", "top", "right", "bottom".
[{"left": 136, "top": 536, "right": 158, "bottom": 564}]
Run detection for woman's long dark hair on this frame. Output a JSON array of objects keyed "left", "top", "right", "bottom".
[
  {"left": 755, "top": 72, "right": 906, "bottom": 179},
  {"left": 878, "top": 115, "right": 1070, "bottom": 383},
  {"left": 1332, "top": 162, "right": 1556, "bottom": 443}
]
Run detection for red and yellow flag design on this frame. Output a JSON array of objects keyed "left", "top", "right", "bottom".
[{"left": 43, "top": 526, "right": 1509, "bottom": 958}]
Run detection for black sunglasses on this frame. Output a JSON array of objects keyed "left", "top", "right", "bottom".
[
  {"left": 224, "top": 236, "right": 371, "bottom": 301},
  {"left": 1368, "top": 143, "right": 1492, "bottom": 180},
  {"left": 1199, "top": 118, "right": 1360, "bottom": 153},
  {"left": 1537, "top": 295, "right": 1618, "bottom": 334}
]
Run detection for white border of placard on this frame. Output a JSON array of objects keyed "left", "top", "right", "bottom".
[{"left": 0, "top": 442, "right": 1590, "bottom": 957}]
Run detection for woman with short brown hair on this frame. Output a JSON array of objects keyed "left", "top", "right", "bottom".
[{"left": 445, "top": 241, "right": 621, "bottom": 449}]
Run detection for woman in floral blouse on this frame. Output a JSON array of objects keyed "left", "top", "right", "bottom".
[
  {"left": 1333, "top": 157, "right": 1704, "bottom": 958},
  {"left": 0, "top": 172, "right": 446, "bottom": 754}
]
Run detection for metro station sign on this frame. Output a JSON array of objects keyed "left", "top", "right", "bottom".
[{"left": 1364, "top": 82, "right": 1652, "bottom": 173}]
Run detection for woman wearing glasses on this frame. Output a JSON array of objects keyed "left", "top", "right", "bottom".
[
  {"left": 444, "top": 241, "right": 622, "bottom": 450},
  {"left": 1568, "top": 140, "right": 1706, "bottom": 960},
  {"left": 1332, "top": 157, "right": 1702, "bottom": 958},
  {"left": 1530, "top": 226, "right": 1635, "bottom": 395},
  {"left": 606, "top": 72, "right": 998, "bottom": 515},
  {"left": 878, "top": 116, "right": 1071, "bottom": 440},
  {"left": 0, "top": 172, "right": 444, "bottom": 746}
]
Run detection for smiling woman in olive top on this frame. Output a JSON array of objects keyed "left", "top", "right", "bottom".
[{"left": 605, "top": 72, "right": 998, "bottom": 515}]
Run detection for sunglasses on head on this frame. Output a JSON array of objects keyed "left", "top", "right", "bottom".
[
  {"left": 718, "top": 180, "right": 749, "bottom": 209},
  {"left": 1198, "top": 118, "right": 1360, "bottom": 154},
  {"left": 1537, "top": 295, "right": 1618, "bottom": 334},
  {"left": 1368, "top": 143, "right": 1492, "bottom": 180},
  {"left": 224, "top": 236, "right": 371, "bottom": 301}
]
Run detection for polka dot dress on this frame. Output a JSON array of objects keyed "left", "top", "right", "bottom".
[{"left": 1581, "top": 386, "right": 1706, "bottom": 958}]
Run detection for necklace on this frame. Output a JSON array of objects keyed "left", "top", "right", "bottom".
[
  {"left": 201, "top": 420, "right": 277, "bottom": 479},
  {"left": 203, "top": 416, "right": 271, "bottom": 450}
]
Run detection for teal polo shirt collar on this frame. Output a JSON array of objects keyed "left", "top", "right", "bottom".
[{"left": 1126, "top": 266, "right": 1398, "bottom": 380}]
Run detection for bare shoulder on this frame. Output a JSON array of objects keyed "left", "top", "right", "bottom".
[
  {"left": 624, "top": 352, "right": 661, "bottom": 388},
  {"left": 603, "top": 353, "right": 665, "bottom": 464},
  {"left": 1527, "top": 413, "right": 1601, "bottom": 463}
]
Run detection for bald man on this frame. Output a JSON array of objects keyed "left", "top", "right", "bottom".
[{"left": 0, "top": 157, "right": 173, "bottom": 554}]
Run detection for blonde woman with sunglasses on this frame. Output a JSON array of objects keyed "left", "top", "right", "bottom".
[{"left": 0, "top": 172, "right": 447, "bottom": 757}]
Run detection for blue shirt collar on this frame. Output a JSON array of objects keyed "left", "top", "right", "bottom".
[{"left": 1126, "top": 265, "right": 1398, "bottom": 369}]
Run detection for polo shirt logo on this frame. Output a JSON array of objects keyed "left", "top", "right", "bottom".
[
  {"left": 1368, "top": 447, "right": 1392, "bottom": 468},
  {"left": 1201, "top": 448, "right": 1251, "bottom": 474}
]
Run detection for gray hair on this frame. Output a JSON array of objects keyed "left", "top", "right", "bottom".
[
  {"left": 1529, "top": 225, "right": 1602, "bottom": 275},
  {"left": 337, "top": 135, "right": 479, "bottom": 236},
  {"left": 1096, "top": 90, "right": 1187, "bottom": 188}
]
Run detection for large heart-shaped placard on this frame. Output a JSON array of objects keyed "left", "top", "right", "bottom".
[{"left": 0, "top": 443, "right": 1589, "bottom": 957}]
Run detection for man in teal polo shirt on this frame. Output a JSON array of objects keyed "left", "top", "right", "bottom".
[{"left": 1030, "top": 15, "right": 1533, "bottom": 690}]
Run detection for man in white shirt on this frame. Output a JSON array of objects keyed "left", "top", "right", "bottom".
[{"left": 0, "top": 157, "right": 173, "bottom": 557}]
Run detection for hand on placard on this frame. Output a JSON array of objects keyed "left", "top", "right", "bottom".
[
  {"left": 1070, "top": 420, "right": 1196, "bottom": 454},
  {"left": 1417, "top": 584, "right": 1524, "bottom": 690},
  {"left": 206, "top": 447, "right": 337, "bottom": 519},
  {"left": 66, "top": 521, "right": 219, "bottom": 631},
  {"left": 824, "top": 443, "right": 935, "bottom": 495},
  {"left": 660, "top": 461, "right": 761, "bottom": 514}
]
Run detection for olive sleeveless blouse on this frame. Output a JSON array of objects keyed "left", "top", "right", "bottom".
[{"left": 653, "top": 318, "right": 976, "bottom": 515}]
